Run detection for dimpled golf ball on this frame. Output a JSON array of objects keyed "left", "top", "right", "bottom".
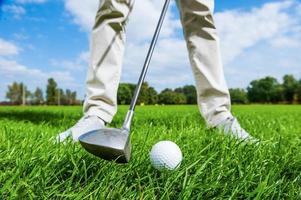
[{"left": 150, "top": 141, "right": 183, "bottom": 170}]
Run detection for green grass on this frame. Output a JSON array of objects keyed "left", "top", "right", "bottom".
[{"left": 1, "top": 105, "right": 301, "bottom": 199}]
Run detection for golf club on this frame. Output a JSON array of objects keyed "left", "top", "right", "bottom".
[{"left": 78, "top": 0, "right": 171, "bottom": 163}]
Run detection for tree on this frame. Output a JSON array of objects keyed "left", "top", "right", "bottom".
[
  {"left": 6, "top": 82, "right": 22, "bottom": 104},
  {"left": 46, "top": 78, "right": 57, "bottom": 105},
  {"left": 6, "top": 82, "right": 30, "bottom": 105},
  {"left": 56, "top": 89, "right": 67, "bottom": 105},
  {"left": 137, "top": 82, "right": 150, "bottom": 105},
  {"left": 158, "top": 89, "right": 187, "bottom": 104},
  {"left": 175, "top": 85, "right": 197, "bottom": 104},
  {"left": 64, "top": 89, "right": 74, "bottom": 105},
  {"left": 118, "top": 84, "right": 132, "bottom": 105},
  {"left": 127, "top": 83, "right": 136, "bottom": 95},
  {"left": 71, "top": 91, "right": 77, "bottom": 105},
  {"left": 118, "top": 82, "right": 158, "bottom": 105},
  {"left": 147, "top": 86, "right": 158, "bottom": 104},
  {"left": 282, "top": 75, "right": 299, "bottom": 103},
  {"left": 297, "top": 79, "right": 301, "bottom": 103},
  {"left": 247, "top": 76, "right": 283, "bottom": 103},
  {"left": 32, "top": 87, "right": 44, "bottom": 105},
  {"left": 65, "top": 89, "right": 72, "bottom": 105},
  {"left": 229, "top": 88, "right": 248, "bottom": 104}
]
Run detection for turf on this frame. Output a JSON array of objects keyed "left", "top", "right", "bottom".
[{"left": 0, "top": 105, "right": 301, "bottom": 199}]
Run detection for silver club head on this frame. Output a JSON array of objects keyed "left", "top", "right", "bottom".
[{"left": 78, "top": 128, "right": 131, "bottom": 163}]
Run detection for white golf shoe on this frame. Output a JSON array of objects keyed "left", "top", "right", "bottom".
[
  {"left": 56, "top": 115, "right": 105, "bottom": 142},
  {"left": 218, "top": 117, "right": 259, "bottom": 143}
]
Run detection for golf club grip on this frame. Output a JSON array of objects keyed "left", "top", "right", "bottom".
[{"left": 129, "top": 0, "right": 171, "bottom": 111}]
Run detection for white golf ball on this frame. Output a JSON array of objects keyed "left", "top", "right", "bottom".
[{"left": 149, "top": 141, "right": 183, "bottom": 170}]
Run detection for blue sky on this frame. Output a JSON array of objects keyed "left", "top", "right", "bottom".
[{"left": 0, "top": 0, "right": 301, "bottom": 101}]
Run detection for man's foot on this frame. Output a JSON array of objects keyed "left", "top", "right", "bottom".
[
  {"left": 56, "top": 115, "right": 105, "bottom": 142},
  {"left": 217, "top": 117, "right": 259, "bottom": 143}
]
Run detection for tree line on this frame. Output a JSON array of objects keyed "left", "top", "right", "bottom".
[
  {"left": 230, "top": 75, "right": 301, "bottom": 104},
  {"left": 5, "top": 78, "right": 80, "bottom": 105},
  {"left": 117, "top": 83, "right": 197, "bottom": 105},
  {"left": 3, "top": 74, "right": 301, "bottom": 105},
  {"left": 118, "top": 74, "right": 301, "bottom": 105}
]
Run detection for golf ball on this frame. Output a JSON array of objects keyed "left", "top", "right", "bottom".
[{"left": 150, "top": 141, "right": 182, "bottom": 170}]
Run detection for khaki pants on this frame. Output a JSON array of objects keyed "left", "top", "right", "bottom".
[{"left": 83, "top": 0, "right": 232, "bottom": 127}]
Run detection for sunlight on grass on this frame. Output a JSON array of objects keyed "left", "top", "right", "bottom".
[{"left": 0, "top": 105, "right": 301, "bottom": 198}]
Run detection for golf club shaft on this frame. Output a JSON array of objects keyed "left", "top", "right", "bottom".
[{"left": 123, "top": 0, "right": 170, "bottom": 130}]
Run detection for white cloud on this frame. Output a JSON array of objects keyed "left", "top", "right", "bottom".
[
  {"left": 270, "top": 35, "right": 301, "bottom": 48},
  {"left": 115, "top": 1, "right": 186, "bottom": 90},
  {"left": 64, "top": 0, "right": 98, "bottom": 31},
  {"left": 50, "top": 51, "right": 89, "bottom": 71},
  {"left": 214, "top": 0, "right": 301, "bottom": 88},
  {"left": 215, "top": 0, "right": 300, "bottom": 65},
  {"left": 0, "top": 38, "right": 84, "bottom": 100},
  {"left": 122, "top": 37, "right": 191, "bottom": 90},
  {"left": 224, "top": 41, "right": 301, "bottom": 88},
  {"left": 0, "top": 57, "right": 77, "bottom": 100},
  {"left": 0, "top": 58, "right": 74, "bottom": 83},
  {"left": 79, "top": 51, "right": 89, "bottom": 63},
  {"left": 125, "top": 0, "right": 181, "bottom": 43},
  {"left": 2, "top": 5, "right": 26, "bottom": 19},
  {"left": 0, "top": 39, "right": 77, "bottom": 100},
  {"left": 0, "top": 38, "right": 21, "bottom": 56}
]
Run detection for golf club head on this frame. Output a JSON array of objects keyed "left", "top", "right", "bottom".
[{"left": 78, "top": 128, "right": 131, "bottom": 163}]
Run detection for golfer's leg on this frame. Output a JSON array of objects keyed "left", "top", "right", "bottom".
[
  {"left": 177, "top": 0, "right": 232, "bottom": 127},
  {"left": 83, "top": 0, "right": 134, "bottom": 123}
]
